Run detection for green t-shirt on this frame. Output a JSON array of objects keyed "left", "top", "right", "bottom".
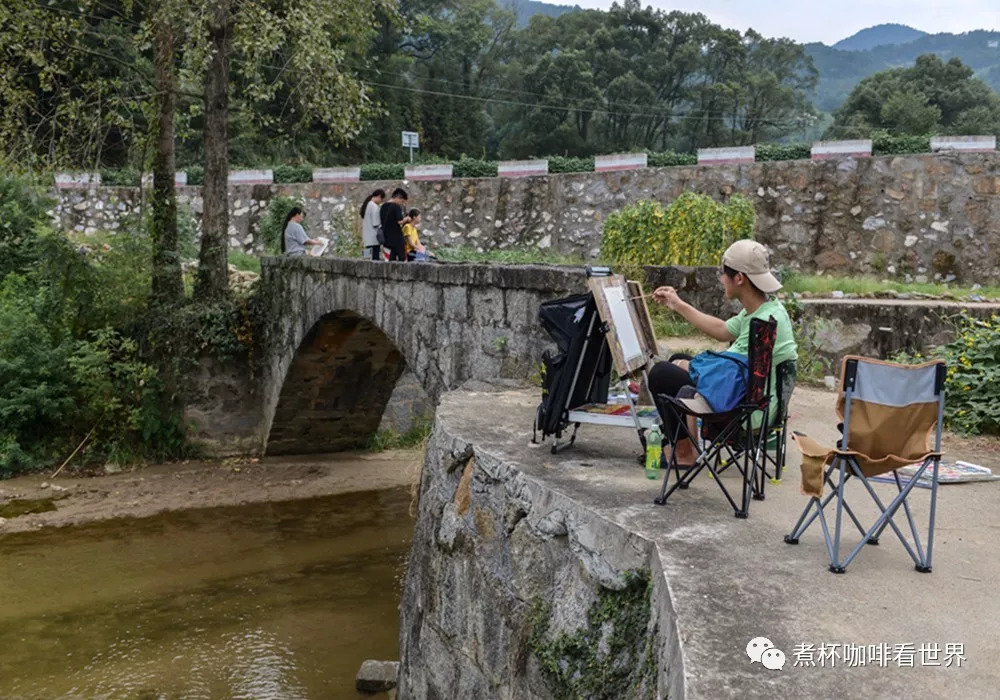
[{"left": 724, "top": 299, "right": 798, "bottom": 428}]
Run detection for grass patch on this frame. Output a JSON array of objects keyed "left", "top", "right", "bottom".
[
  {"left": 366, "top": 416, "right": 434, "bottom": 452},
  {"left": 228, "top": 250, "right": 261, "bottom": 274},
  {"left": 649, "top": 305, "right": 697, "bottom": 338},
  {"left": 782, "top": 273, "right": 1000, "bottom": 299},
  {"left": 435, "top": 245, "right": 587, "bottom": 266}
]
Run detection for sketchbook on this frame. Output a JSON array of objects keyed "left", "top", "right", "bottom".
[{"left": 309, "top": 237, "right": 330, "bottom": 257}]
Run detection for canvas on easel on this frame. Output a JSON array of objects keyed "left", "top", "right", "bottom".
[{"left": 586, "top": 275, "right": 657, "bottom": 377}]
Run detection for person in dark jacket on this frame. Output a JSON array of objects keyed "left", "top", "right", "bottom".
[{"left": 378, "top": 188, "right": 411, "bottom": 262}]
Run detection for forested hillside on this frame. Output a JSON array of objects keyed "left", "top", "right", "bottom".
[
  {"left": 807, "top": 30, "right": 1000, "bottom": 110},
  {"left": 832, "top": 23, "right": 928, "bottom": 52},
  {"left": 2, "top": 0, "right": 998, "bottom": 173},
  {"left": 0, "top": 0, "right": 817, "bottom": 170}
]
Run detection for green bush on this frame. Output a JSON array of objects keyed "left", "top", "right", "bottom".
[
  {"left": 228, "top": 249, "right": 261, "bottom": 274},
  {"left": 185, "top": 165, "right": 204, "bottom": 186},
  {"left": 602, "top": 193, "right": 755, "bottom": 267},
  {"left": 938, "top": 315, "right": 1000, "bottom": 435},
  {"left": 648, "top": 151, "right": 697, "bottom": 167},
  {"left": 755, "top": 143, "right": 812, "bottom": 162},
  {"left": 359, "top": 162, "right": 405, "bottom": 181},
  {"left": 0, "top": 174, "right": 51, "bottom": 281},
  {"left": 452, "top": 157, "right": 498, "bottom": 178},
  {"left": 872, "top": 131, "right": 932, "bottom": 156},
  {"left": 548, "top": 156, "right": 594, "bottom": 173},
  {"left": 273, "top": 164, "right": 313, "bottom": 184},
  {"left": 258, "top": 194, "right": 306, "bottom": 254},
  {"left": 0, "top": 274, "right": 77, "bottom": 473},
  {"left": 100, "top": 168, "right": 141, "bottom": 186}
]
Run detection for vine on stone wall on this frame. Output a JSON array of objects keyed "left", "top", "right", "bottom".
[{"left": 527, "top": 569, "right": 658, "bottom": 700}]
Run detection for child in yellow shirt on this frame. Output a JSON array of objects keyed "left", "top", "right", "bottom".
[{"left": 402, "top": 209, "right": 430, "bottom": 261}]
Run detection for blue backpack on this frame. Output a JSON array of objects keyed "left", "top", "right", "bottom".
[{"left": 688, "top": 351, "right": 749, "bottom": 413}]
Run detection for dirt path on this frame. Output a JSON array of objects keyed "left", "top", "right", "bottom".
[{"left": 0, "top": 450, "right": 424, "bottom": 535}]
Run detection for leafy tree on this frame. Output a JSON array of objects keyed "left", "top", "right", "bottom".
[
  {"left": 828, "top": 54, "right": 1000, "bottom": 138},
  {"left": 186, "top": 0, "right": 391, "bottom": 299}
]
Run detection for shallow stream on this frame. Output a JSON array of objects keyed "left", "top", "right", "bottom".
[{"left": 0, "top": 487, "right": 413, "bottom": 699}]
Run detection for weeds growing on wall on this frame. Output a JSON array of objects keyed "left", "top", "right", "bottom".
[
  {"left": 528, "top": 569, "right": 658, "bottom": 700},
  {"left": 602, "top": 193, "right": 755, "bottom": 267}
]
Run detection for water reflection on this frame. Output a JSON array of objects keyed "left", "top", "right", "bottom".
[{"left": 0, "top": 487, "right": 413, "bottom": 699}]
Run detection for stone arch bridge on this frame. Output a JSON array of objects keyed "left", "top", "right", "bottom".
[{"left": 185, "top": 257, "right": 715, "bottom": 456}]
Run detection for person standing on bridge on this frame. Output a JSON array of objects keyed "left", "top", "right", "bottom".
[
  {"left": 360, "top": 188, "right": 385, "bottom": 261},
  {"left": 379, "top": 188, "right": 411, "bottom": 262},
  {"left": 282, "top": 207, "right": 322, "bottom": 256}
]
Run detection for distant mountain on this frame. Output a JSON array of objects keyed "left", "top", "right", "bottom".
[
  {"left": 807, "top": 30, "right": 1000, "bottom": 111},
  {"left": 833, "top": 23, "right": 928, "bottom": 52},
  {"left": 509, "top": 0, "right": 580, "bottom": 27}
]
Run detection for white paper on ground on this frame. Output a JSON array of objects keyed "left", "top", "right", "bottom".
[
  {"left": 310, "top": 237, "right": 329, "bottom": 257},
  {"left": 603, "top": 286, "right": 644, "bottom": 363}
]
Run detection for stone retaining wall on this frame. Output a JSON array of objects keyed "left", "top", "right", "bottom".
[
  {"left": 52, "top": 151, "right": 1000, "bottom": 283},
  {"left": 399, "top": 391, "right": 681, "bottom": 699}
]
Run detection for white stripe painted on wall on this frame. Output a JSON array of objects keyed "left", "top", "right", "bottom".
[
  {"left": 697, "top": 147, "right": 755, "bottom": 165},
  {"left": 811, "top": 140, "right": 872, "bottom": 160},
  {"left": 594, "top": 153, "right": 647, "bottom": 172}
]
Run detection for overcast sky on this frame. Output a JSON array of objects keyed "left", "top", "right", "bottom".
[{"left": 571, "top": 1, "right": 1000, "bottom": 45}]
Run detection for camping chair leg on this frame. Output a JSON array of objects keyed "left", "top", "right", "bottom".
[
  {"left": 923, "top": 457, "right": 940, "bottom": 573},
  {"left": 751, "top": 419, "right": 769, "bottom": 501},
  {"left": 787, "top": 477, "right": 870, "bottom": 545},
  {"left": 830, "top": 456, "right": 848, "bottom": 573},
  {"left": 838, "top": 460, "right": 928, "bottom": 571},
  {"left": 892, "top": 470, "right": 927, "bottom": 564},
  {"left": 773, "top": 425, "right": 783, "bottom": 481},
  {"left": 815, "top": 498, "right": 839, "bottom": 568},
  {"left": 656, "top": 450, "right": 707, "bottom": 505}
]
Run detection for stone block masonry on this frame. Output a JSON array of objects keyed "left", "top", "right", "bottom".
[
  {"left": 53, "top": 152, "right": 1000, "bottom": 284},
  {"left": 182, "top": 257, "right": 990, "bottom": 456}
]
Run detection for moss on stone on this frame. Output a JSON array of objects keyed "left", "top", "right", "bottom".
[{"left": 527, "top": 569, "right": 658, "bottom": 700}]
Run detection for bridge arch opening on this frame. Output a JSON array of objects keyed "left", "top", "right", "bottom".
[{"left": 266, "top": 310, "right": 415, "bottom": 455}]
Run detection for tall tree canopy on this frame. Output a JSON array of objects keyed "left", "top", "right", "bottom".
[
  {"left": 0, "top": 0, "right": 821, "bottom": 171},
  {"left": 828, "top": 54, "right": 1000, "bottom": 138}
]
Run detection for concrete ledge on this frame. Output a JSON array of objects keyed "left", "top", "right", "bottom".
[
  {"left": 595, "top": 153, "right": 648, "bottom": 172},
  {"left": 698, "top": 146, "right": 755, "bottom": 165},
  {"left": 499, "top": 160, "right": 549, "bottom": 178},
  {"left": 398, "top": 387, "right": 1000, "bottom": 699},
  {"left": 931, "top": 135, "right": 996, "bottom": 153},
  {"left": 811, "top": 140, "right": 872, "bottom": 160}
]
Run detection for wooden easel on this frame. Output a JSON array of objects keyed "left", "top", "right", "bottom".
[{"left": 551, "top": 268, "right": 660, "bottom": 453}]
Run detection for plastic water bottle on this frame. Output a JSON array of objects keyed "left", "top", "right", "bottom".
[{"left": 645, "top": 425, "right": 663, "bottom": 480}]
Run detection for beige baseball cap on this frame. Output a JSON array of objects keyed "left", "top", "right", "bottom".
[{"left": 721, "top": 239, "right": 782, "bottom": 293}]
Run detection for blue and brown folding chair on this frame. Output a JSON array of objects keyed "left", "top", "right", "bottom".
[{"left": 785, "top": 356, "right": 946, "bottom": 573}]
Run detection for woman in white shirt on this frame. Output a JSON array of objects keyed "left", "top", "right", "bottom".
[
  {"left": 282, "top": 207, "right": 320, "bottom": 256},
  {"left": 359, "top": 189, "right": 385, "bottom": 261}
]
